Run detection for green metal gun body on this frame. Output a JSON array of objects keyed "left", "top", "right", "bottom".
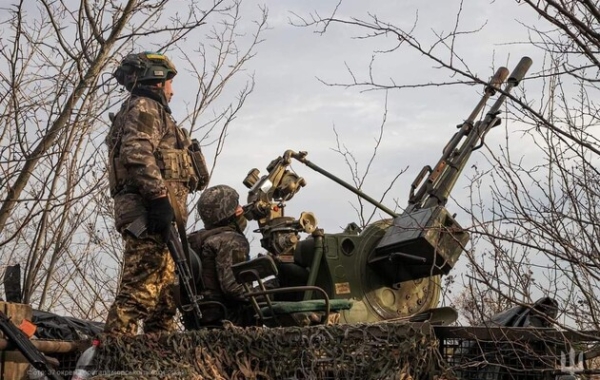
[{"left": 0, "top": 309, "right": 64, "bottom": 380}]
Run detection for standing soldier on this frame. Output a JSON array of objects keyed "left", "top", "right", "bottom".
[
  {"left": 186, "top": 185, "right": 252, "bottom": 328},
  {"left": 104, "top": 52, "right": 209, "bottom": 336}
]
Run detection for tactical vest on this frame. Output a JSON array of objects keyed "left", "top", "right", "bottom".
[
  {"left": 187, "top": 227, "right": 235, "bottom": 300},
  {"left": 107, "top": 97, "right": 209, "bottom": 197}
]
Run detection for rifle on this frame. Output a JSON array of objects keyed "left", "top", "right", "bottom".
[
  {"left": 163, "top": 224, "right": 205, "bottom": 326},
  {"left": 0, "top": 309, "right": 64, "bottom": 380},
  {"left": 125, "top": 217, "right": 205, "bottom": 327},
  {"left": 371, "top": 57, "right": 533, "bottom": 285}
]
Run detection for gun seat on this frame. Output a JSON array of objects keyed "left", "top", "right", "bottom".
[{"left": 232, "top": 255, "right": 352, "bottom": 327}]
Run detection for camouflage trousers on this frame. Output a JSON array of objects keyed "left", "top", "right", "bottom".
[{"left": 104, "top": 233, "right": 177, "bottom": 336}]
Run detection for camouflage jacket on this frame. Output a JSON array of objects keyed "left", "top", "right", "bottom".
[
  {"left": 106, "top": 94, "right": 191, "bottom": 231},
  {"left": 188, "top": 228, "right": 250, "bottom": 302}
]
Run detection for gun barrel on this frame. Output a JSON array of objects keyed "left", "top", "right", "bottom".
[
  {"left": 465, "top": 67, "right": 509, "bottom": 129},
  {"left": 487, "top": 56, "right": 533, "bottom": 117},
  {"left": 411, "top": 67, "right": 509, "bottom": 208},
  {"left": 508, "top": 56, "right": 533, "bottom": 86},
  {"left": 485, "top": 67, "right": 509, "bottom": 96},
  {"left": 410, "top": 57, "right": 532, "bottom": 210}
]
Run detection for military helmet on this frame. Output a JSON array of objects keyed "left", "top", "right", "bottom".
[
  {"left": 198, "top": 185, "right": 240, "bottom": 227},
  {"left": 114, "top": 51, "right": 177, "bottom": 90}
]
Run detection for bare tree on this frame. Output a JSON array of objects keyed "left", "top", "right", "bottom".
[
  {"left": 0, "top": 0, "right": 267, "bottom": 319},
  {"left": 292, "top": 1, "right": 600, "bottom": 332},
  {"left": 451, "top": 1, "right": 600, "bottom": 330}
]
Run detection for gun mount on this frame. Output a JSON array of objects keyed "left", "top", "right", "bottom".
[
  {"left": 242, "top": 149, "right": 445, "bottom": 321},
  {"left": 240, "top": 57, "right": 532, "bottom": 323}
]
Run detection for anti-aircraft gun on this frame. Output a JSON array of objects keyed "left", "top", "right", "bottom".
[{"left": 241, "top": 57, "right": 532, "bottom": 324}]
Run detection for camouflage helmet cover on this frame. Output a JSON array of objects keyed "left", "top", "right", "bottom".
[
  {"left": 198, "top": 185, "right": 240, "bottom": 227},
  {"left": 114, "top": 51, "right": 177, "bottom": 90}
]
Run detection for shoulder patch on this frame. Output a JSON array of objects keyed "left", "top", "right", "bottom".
[{"left": 138, "top": 112, "right": 154, "bottom": 134}]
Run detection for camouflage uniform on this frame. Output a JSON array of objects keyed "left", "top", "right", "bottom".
[
  {"left": 106, "top": 94, "right": 192, "bottom": 229},
  {"left": 187, "top": 185, "right": 252, "bottom": 327},
  {"left": 104, "top": 53, "right": 203, "bottom": 336},
  {"left": 105, "top": 233, "right": 177, "bottom": 335}
]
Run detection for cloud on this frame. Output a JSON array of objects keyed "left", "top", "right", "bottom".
[{"left": 178, "top": 0, "right": 545, "bottom": 257}]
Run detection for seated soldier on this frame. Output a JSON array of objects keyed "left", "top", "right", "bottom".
[{"left": 187, "top": 185, "right": 253, "bottom": 327}]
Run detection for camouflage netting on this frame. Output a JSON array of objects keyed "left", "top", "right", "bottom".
[{"left": 89, "top": 321, "right": 444, "bottom": 380}]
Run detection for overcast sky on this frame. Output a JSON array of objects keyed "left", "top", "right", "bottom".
[
  {"left": 172, "top": 0, "right": 544, "bottom": 243},
  {"left": 166, "top": 1, "right": 560, "bottom": 308}
]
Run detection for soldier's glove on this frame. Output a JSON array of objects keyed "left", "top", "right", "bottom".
[{"left": 147, "top": 196, "right": 174, "bottom": 234}]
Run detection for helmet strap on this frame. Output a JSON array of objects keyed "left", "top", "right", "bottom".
[{"left": 131, "top": 84, "right": 172, "bottom": 114}]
